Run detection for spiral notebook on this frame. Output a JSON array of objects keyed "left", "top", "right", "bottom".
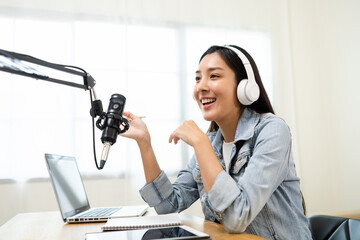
[{"left": 101, "top": 213, "right": 181, "bottom": 231}]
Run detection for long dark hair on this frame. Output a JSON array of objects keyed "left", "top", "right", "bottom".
[
  {"left": 199, "top": 45, "right": 274, "bottom": 132},
  {"left": 199, "top": 45, "right": 307, "bottom": 215}
]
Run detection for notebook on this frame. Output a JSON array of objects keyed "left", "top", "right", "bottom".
[
  {"left": 45, "top": 153, "right": 148, "bottom": 223},
  {"left": 101, "top": 213, "right": 181, "bottom": 231}
]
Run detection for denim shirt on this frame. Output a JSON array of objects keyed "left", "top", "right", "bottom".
[{"left": 140, "top": 108, "right": 313, "bottom": 240}]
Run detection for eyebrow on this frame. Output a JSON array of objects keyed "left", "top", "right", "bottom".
[{"left": 195, "top": 67, "right": 225, "bottom": 74}]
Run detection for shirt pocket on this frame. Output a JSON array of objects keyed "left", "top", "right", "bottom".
[
  {"left": 192, "top": 164, "right": 208, "bottom": 198},
  {"left": 230, "top": 150, "right": 251, "bottom": 177},
  {"left": 192, "top": 164, "right": 202, "bottom": 184}
]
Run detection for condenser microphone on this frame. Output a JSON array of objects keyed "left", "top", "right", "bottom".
[{"left": 99, "top": 94, "right": 129, "bottom": 169}]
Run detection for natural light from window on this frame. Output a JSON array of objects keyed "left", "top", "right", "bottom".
[{"left": 0, "top": 17, "right": 272, "bottom": 181}]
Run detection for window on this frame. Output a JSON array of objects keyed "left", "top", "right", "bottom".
[{"left": 0, "top": 16, "right": 272, "bottom": 181}]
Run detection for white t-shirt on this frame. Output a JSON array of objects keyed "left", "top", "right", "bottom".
[{"left": 222, "top": 141, "right": 234, "bottom": 173}]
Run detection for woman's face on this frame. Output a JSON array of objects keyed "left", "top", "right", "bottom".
[{"left": 194, "top": 52, "right": 241, "bottom": 125}]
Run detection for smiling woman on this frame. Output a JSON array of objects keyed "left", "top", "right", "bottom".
[
  {"left": 194, "top": 52, "right": 240, "bottom": 127},
  {"left": 0, "top": 0, "right": 359, "bottom": 234},
  {"left": 121, "top": 45, "right": 312, "bottom": 239}
]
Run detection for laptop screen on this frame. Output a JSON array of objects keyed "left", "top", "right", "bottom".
[{"left": 45, "top": 153, "right": 90, "bottom": 221}]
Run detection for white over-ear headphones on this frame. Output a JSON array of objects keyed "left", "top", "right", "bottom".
[{"left": 223, "top": 46, "right": 260, "bottom": 105}]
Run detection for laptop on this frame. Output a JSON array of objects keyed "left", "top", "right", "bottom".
[{"left": 45, "top": 153, "right": 148, "bottom": 223}]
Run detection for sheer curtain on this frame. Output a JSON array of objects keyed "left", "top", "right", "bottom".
[{"left": 0, "top": 0, "right": 273, "bottom": 182}]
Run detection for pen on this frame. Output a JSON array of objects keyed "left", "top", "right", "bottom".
[{"left": 124, "top": 116, "right": 146, "bottom": 122}]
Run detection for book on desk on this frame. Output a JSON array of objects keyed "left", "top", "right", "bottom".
[{"left": 101, "top": 213, "right": 181, "bottom": 231}]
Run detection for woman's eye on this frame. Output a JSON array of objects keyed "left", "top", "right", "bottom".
[
  {"left": 210, "top": 74, "right": 219, "bottom": 79},
  {"left": 195, "top": 76, "right": 201, "bottom": 81}
]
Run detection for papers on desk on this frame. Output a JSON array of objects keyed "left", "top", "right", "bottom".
[{"left": 101, "top": 213, "right": 181, "bottom": 231}]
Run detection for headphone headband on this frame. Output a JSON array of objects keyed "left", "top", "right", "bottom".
[{"left": 223, "top": 45, "right": 255, "bottom": 83}]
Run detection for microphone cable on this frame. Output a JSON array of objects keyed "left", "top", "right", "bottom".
[{"left": 89, "top": 90, "right": 102, "bottom": 170}]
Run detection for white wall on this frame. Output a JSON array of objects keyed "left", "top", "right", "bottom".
[
  {"left": 288, "top": 0, "right": 360, "bottom": 215},
  {"left": 1, "top": 0, "right": 360, "bottom": 226}
]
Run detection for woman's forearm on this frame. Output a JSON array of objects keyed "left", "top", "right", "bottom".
[
  {"left": 193, "top": 135, "right": 223, "bottom": 193},
  {"left": 137, "top": 137, "right": 161, "bottom": 184}
]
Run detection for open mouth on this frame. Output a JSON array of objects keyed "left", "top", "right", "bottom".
[{"left": 201, "top": 98, "right": 216, "bottom": 105}]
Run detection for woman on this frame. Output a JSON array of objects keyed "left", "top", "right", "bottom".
[{"left": 121, "top": 45, "right": 312, "bottom": 239}]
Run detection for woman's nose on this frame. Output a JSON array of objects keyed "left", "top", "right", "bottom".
[{"left": 196, "top": 78, "right": 209, "bottom": 92}]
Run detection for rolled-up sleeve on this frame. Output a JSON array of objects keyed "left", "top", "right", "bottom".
[
  {"left": 205, "top": 117, "right": 292, "bottom": 232},
  {"left": 139, "top": 156, "right": 200, "bottom": 214},
  {"left": 139, "top": 171, "right": 173, "bottom": 207},
  {"left": 204, "top": 171, "right": 241, "bottom": 218}
]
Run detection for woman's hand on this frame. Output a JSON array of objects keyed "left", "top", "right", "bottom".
[
  {"left": 169, "top": 120, "right": 206, "bottom": 146},
  {"left": 170, "top": 120, "right": 222, "bottom": 193},
  {"left": 120, "top": 112, "right": 150, "bottom": 145},
  {"left": 120, "top": 112, "right": 161, "bottom": 183}
]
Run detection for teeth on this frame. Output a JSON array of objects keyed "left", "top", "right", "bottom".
[{"left": 201, "top": 98, "right": 216, "bottom": 104}]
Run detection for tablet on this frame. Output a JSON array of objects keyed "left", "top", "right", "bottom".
[{"left": 85, "top": 226, "right": 210, "bottom": 240}]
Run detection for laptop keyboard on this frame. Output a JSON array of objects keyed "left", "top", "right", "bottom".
[{"left": 78, "top": 207, "right": 121, "bottom": 218}]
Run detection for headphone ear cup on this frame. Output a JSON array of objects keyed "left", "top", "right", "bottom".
[
  {"left": 237, "top": 79, "right": 251, "bottom": 105},
  {"left": 237, "top": 79, "right": 260, "bottom": 105}
]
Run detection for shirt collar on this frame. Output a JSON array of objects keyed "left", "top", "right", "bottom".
[{"left": 212, "top": 108, "right": 260, "bottom": 154}]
